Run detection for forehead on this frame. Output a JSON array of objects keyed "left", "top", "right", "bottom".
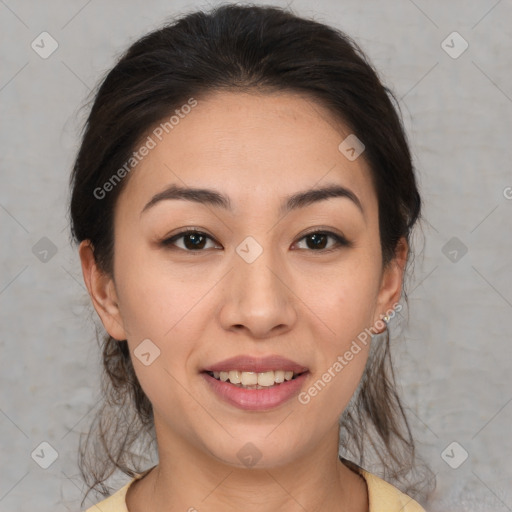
[{"left": 117, "top": 91, "right": 377, "bottom": 217}]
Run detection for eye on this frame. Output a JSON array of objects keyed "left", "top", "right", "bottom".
[
  {"left": 293, "top": 230, "right": 351, "bottom": 251},
  {"left": 161, "top": 229, "right": 220, "bottom": 251},
  {"left": 160, "top": 229, "right": 351, "bottom": 253}
]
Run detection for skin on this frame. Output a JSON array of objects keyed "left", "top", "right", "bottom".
[{"left": 79, "top": 90, "right": 408, "bottom": 512}]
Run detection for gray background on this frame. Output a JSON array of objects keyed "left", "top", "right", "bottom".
[{"left": 1, "top": 0, "right": 511, "bottom": 511}]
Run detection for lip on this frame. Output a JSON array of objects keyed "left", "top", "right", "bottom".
[
  {"left": 201, "top": 371, "right": 309, "bottom": 411},
  {"left": 203, "top": 354, "right": 308, "bottom": 373}
]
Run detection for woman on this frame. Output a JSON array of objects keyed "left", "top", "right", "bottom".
[{"left": 69, "top": 4, "right": 435, "bottom": 511}]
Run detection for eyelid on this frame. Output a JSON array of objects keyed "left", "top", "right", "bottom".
[
  {"left": 297, "top": 226, "right": 349, "bottom": 241},
  {"left": 160, "top": 229, "right": 353, "bottom": 253},
  {"left": 161, "top": 228, "right": 220, "bottom": 249},
  {"left": 160, "top": 227, "right": 352, "bottom": 251},
  {"left": 293, "top": 228, "right": 352, "bottom": 251}
]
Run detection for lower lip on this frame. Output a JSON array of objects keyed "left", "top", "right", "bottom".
[{"left": 201, "top": 372, "right": 309, "bottom": 411}]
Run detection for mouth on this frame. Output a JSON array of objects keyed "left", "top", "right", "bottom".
[
  {"left": 201, "top": 360, "right": 310, "bottom": 410},
  {"left": 201, "top": 354, "right": 309, "bottom": 410},
  {"left": 204, "top": 369, "right": 307, "bottom": 390}
]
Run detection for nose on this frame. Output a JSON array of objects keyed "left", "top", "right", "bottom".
[{"left": 218, "top": 243, "right": 297, "bottom": 339}]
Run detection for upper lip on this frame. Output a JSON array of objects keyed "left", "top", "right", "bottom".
[{"left": 203, "top": 355, "right": 308, "bottom": 373}]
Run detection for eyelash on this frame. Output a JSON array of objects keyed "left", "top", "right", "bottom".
[{"left": 160, "top": 228, "right": 352, "bottom": 253}]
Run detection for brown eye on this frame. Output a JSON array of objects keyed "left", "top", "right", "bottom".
[
  {"left": 161, "top": 230, "right": 219, "bottom": 251},
  {"left": 295, "top": 231, "right": 350, "bottom": 251},
  {"left": 161, "top": 229, "right": 351, "bottom": 253}
]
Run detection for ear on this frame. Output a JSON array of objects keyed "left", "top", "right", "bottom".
[
  {"left": 372, "top": 237, "right": 408, "bottom": 333},
  {"left": 78, "top": 240, "right": 128, "bottom": 341}
]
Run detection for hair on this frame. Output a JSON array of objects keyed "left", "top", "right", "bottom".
[{"left": 68, "top": 2, "right": 435, "bottom": 506}]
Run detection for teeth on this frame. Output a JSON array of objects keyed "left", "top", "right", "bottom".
[
  {"left": 257, "top": 371, "right": 275, "bottom": 387},
  {"left": 228, "top": 370, "right": 241, "bottom": 384},
  {"left": 241, "top": 372, "right": 258, "bottom": 386},
  {"left": 274, "top": 370, "right": 285, "bottom": 383},
  {"left": 209, "top": 369, "right": 302, "bottom": 387}
]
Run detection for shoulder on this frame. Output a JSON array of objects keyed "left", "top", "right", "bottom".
[
  {"left": 358, "top": 467, "right": 427, "bottom": 512},
  {"left": 84, "top": 482, "right": 131, "bottom": 512},
  {"left": 84, "top": 469, "right": 153, "bottom": 512}
]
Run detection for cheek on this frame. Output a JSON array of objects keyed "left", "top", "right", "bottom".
[
  {"left": 116, "top": 273, "right": 170, "bottom": 341},
  {"left": 113, "top": 244, "right": 217, "bottom": 376},
  {"left": 305, "top": 256, "right": 380, "bottom": 412},
  {"left": 112, "top": 241, "right": 183, "bottom": 337},
  {"left": 302, "top": 260, "right": 380, "bottom": 340},
  {"left": 298, "top": 340, "right": 370, "bottom": 431}
]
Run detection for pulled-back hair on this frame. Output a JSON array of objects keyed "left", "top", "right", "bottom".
[{"left": 68, "top": 3, "right": 435, "bottom": 506}]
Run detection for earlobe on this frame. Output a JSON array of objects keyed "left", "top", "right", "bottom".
[
  {"left": 78, "top": 240, "right": 128, "bottom": 341},
  {"left": 373, "top": 237, "right": 408, "bottom": 332}
]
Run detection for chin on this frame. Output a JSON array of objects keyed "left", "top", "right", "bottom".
[{"left": 202, "top": 432, "right": 306, "bottom": 470}]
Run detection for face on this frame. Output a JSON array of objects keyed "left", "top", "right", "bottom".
[{"left": 81, "top": 90, "right": 406, "bottom": 470}]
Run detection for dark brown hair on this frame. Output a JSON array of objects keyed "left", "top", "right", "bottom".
[{"left": 68, "top": 2, "right": 435, "bottom": 506}]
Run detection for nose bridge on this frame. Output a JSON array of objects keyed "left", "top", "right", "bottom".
[
  {"left": 219, "top": 235, "right": 296, "bottom": 335},
  {"left": 237, "top": 239, "right": 280, "bottom": 298}
]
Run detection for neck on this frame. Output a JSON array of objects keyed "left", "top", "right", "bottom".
[{"left": 127, "top": 422, "right": 368, "bottom": 512}]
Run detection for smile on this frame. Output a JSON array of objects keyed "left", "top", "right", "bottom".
[{"left": 205, "top": 370, "right": 304, "bottom": 389}]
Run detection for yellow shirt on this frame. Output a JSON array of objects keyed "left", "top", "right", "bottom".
[{"left": 85, "top": 463, "right": 426, "bottom": 512}]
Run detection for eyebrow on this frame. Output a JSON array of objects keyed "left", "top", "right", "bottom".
[{"left": 141, "top": 182, "right": 364, "bottom": 218}]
